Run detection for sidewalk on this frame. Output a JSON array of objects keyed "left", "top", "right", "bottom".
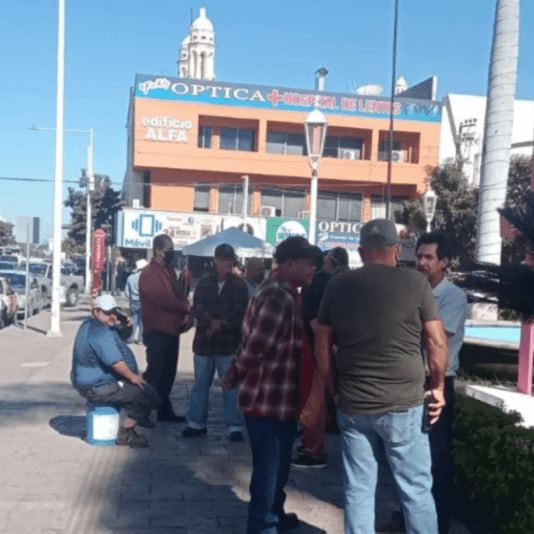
[{"left": 0, "top": 296, "right": 472, "bottom": 534}]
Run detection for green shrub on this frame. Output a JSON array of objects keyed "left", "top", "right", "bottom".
[{"left": 454, "top": 394, "right": 534, "bottom": 533}]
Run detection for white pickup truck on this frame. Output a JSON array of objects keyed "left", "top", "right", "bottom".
[{"left": 20, "top": 262, "right": 84, "bottom": 307}]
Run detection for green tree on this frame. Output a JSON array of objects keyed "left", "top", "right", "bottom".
[
  {"left": 64, "top": 173, "right": 123, "bottom": 251},
  {"left": 395, "top": 163, "right": 478, "bottom": 265},
  {"left": 502, "top": 155, "right": 533, "bottom": 264},
  {"left": 0, "top": 220, "right": 15, "bottom": 247}
]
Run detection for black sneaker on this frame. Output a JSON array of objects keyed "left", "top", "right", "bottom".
[
  {"left": 181, "top": 426, "right": 207, "bottom": 437},
  {"left": 290, "top": 453, "right": 327, "bottom": 469},
  {"left": 116, "top": 427, "right": 149, "bottom": 448},
  {"left": 157, "top": 412, "right": 186, "bottom": 423},
  {"left": 278, "top": 512, "right": 300, "bottom": 530},
  {"left": 136, "top": 416, "right": 156, "bottom": 429},
  {"left": 230, "top": 431, "right": 243, "bottom": 442}
]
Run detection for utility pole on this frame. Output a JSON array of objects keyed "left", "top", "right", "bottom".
[
  {"left": 385, "top": 0, "right": 400, "bottom": 219},
  {"left": 49, "top": 0, "right": 66, "bottom": 337},
  {"left": 475, "top": 0, "right": 520, "bottom": 265},
  {"left": 242, "top": 175, "right": 249, "bottom": 229},
  {"left": 28, "top": 126, "right": 95, "bottom": 295}
]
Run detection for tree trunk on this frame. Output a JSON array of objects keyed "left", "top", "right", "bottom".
[{"left": 475, "top": 0, "right": 520, "bottom": 265}]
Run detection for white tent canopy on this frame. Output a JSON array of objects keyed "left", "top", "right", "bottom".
[{"left": 182, "top": 227, "right": 275, "bottom": 258}]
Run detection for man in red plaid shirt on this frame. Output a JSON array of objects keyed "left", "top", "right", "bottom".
[{"left": 223, "top": 236, "right": 321, "bottom": 534}]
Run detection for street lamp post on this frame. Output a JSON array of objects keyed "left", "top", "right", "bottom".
[
  {"left": 421, "top": 186, "right": 438, "bottom": 233},
  {"left": 29, "top": 126, "right": 95, "bottom": 295},
  {"left": 304, "top": 105, "right": 328, "bottom": 245}
]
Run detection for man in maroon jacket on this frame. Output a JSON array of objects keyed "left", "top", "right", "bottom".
[{"left": 140, "top": 234, "right": 193, "bottom": 422}]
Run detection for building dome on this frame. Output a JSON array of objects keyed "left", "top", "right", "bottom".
[
  {"left": 191, "top": 7, "right": 213, "bottom": 32},
  {"left": 181, "top": 35, "right": 190, "bottom": 48}
]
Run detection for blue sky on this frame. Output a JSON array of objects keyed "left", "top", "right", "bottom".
[{"left": 1, "top": 0, "right": 533, "bottom": 243}]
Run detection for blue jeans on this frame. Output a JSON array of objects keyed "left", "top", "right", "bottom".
[
  {"left": 188, "top": 355, "right": 243, "bottom": 433},
  {"left": 337, "top": 405, "right": 438, "bottom": 534},
  {"left": 128, "top": 301, "right": 142, "bottom": 343},
  {"left": 245, "top": 415, "right": 297, "bottom": 534}
]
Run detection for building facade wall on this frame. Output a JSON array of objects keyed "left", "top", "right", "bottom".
[
  {"left": 126, "top": 75, "right": 441, "bottom": 215},
  {"left": 440, "top": 93, "right": 534, "bottom": 187}
]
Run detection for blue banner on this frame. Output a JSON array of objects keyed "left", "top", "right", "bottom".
[{"left": 135, "top": 74, "right": 441, "bottom": 123}]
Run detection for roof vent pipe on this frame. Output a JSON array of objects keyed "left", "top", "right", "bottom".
[{"left": 315, "top": 67, "right": 329, "bottom": 92}]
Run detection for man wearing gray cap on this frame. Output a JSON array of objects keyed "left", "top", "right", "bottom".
[{"left": 315, "top": 219, "right": 449, "bottom": 534}]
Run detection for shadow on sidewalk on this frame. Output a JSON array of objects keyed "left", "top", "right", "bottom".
[{"left": 49, "top": 415, "right": 86, "bottom": 439}]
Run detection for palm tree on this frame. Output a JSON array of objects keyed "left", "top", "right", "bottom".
[{"left": 475, "top": 0, "right": 520, "bottom": 265}]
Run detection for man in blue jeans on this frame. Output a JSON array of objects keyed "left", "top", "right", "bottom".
[
  {"left": 222, "top": 236, "right": 321, "bottom": 534},
  {"left": 182, "top": 243, "right": 249, "bottom": 441},
  {"left": 316, "top": 219, "right": 449, "bottom": 534},
  {"left": 125, "top": 259, "right": 147, "bottom": 343}
]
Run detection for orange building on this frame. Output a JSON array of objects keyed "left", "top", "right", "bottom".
[{"left": 120, "top": 74, "right": 441, "bottom": 262}]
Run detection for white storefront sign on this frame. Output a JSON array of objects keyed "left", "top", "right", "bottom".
[
  {"left": 118, "top": 209, "right": 266, "bottom": 250},
  {"left": 141, "top": 115, "right": 193, "bottom": 143}
]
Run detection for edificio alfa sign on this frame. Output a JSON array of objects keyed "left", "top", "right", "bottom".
[{"left": 141, "top": 115, "right": 193, "bottom": 143}]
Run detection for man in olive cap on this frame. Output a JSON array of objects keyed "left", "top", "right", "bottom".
[{"left": 316, "top": 219, "right": 448, "bottom": 534}]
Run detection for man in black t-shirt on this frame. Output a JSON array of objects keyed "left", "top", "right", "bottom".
[{"left": 316, "top": 219, "right": 448, "bottom": 534}]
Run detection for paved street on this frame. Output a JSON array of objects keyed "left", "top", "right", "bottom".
[{"left": 0, "top": 296, "right": 472, "bottom": 534}]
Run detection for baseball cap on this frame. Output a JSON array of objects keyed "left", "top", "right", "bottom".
[
  {"left": 94, "top": 294, "right": 120, "bottom": 312},
  {"left": 274, "top": 236, "right": 322, "bottom": 264},
  {"left": 136, "top": 259, "right": 148, "bottom": 271},
  {"left": 214, "top": 243, "right": 236, "bottom": 260},
  {"left": 360, "top": 219, "right": 399, "bottom": 249}
]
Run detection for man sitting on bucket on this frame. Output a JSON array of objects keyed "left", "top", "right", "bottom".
[{"left": 70, "top": 294, "right": 160, "bottom": 448}]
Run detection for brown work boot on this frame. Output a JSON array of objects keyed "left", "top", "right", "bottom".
[{"left": 116, "top": 427, "right": 149, "bottom": 448}]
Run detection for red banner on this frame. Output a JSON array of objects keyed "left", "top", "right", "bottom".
[
  {"left": 91, "top": 229, "right": 106, "bottom": 309},
  {"left": 92, "top": 229, "right": 106, "bottom": 273}
]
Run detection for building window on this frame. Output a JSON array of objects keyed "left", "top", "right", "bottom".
[
  {"left": 370, "top": 194, "right": 409, "bottom": 219},
  {"left": 194, "top": 183, "right": 210, "bottom": 212},
  {"left": 220, "top": 128, "right": 255, "bottom": 152},
  {"left": 218, "top": 184, "right": 252, "bottom": 214},
  {"left": 378, "top": 140, "right": 402, "bottom": 162},
  {"left": 198, "top": 126, "right": 212, "bottom": 148},
  {"left": 323, "top": 136, "right": 363, "bottom": 159},
  {"left": 261, "top": 187, "right": 306, "bottom": 218},
  {"left": 266, "top": 131, "right": 307, "bottom": 156},
  {"left": 317, "top": 191, "right": 363, "bottom": 221}
]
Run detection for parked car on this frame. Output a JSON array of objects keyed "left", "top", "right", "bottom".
[
  {"left": 0, "top": 254, "right": 20, "bottom": 267},
  {"left": 0, "top": 276, "right": 19, "bottom": 328},
  {"left": 1, "top": 271, "right": 45, "bottom": 318},
  {"left": 0, "top": 261, "right": 17, "bottom": 271},
  {"left": 17, "top": 262, "right": 84, "bottom": 307},
  {"left": 58, "top": 265, "right": 84, "bottom": 307},
  {"left": 19, "top": 262, "right": 52, "bottom": 308}
]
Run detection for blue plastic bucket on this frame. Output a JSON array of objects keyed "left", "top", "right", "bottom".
[{"left": 86, "top": 402, "right": 120, "bottom": 446}]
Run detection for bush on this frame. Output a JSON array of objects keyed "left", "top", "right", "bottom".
[{"left": 454, "top": 394, "right": 534, "bottom": 533}]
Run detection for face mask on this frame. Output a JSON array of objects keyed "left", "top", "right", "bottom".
[{"left": 163, "top": 249, "right": 174, "bottom": 265}]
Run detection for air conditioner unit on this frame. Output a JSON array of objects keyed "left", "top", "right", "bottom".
[
  {"left": 298, "top": 211, "right": 311, "bottom": 219},
  {"left": 260, "top": 206, "right": 277, "bottom": 217},
  {"left": 132, "top": 198, "right": 140, "bottom": 208},
  {"left": 391, "top": 150, "right": 404, "bottom": 163},
  {"left": 340, "top": 149, "right": 358, "bottom": 160}
]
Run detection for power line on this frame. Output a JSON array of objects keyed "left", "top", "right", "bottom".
[{"left": 0, "top": 176, "right": 120, "bottom": 185}]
